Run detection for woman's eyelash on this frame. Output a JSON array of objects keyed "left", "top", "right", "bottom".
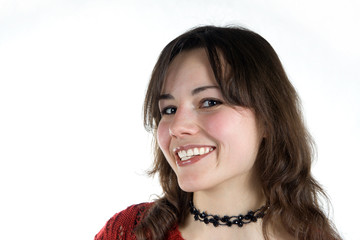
[
  {"left": 200, "top": 98, "right": 223, "bottom": 108},
  {"left": 160, "top": 99, "right": 222, "bottom": 116},
  {"left": 161, "top": 106, "right": 177, "bottom": 115}
]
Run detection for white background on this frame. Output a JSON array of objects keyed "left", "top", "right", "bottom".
[{"left": 0, "top": 0, "right": 359, "bottom": 239}]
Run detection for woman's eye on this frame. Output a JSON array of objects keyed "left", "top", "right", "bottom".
[
  {"left": 201, "top": 99, "right": 222, "bottom": 108},
  {"left": 161, "top": 106, "right": 177, "bottom": 115}
]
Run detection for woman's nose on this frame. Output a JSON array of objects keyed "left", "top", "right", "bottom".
[{"left": 168, "top": 108, "right": 199, "bottom": 138}]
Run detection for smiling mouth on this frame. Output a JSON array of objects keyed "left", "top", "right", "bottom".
[{"left": 176, "top": 147, "right": 215, "bottom": 161}]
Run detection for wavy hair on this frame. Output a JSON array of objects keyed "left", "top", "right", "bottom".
[{"left": 137, "top": 26, "right": 340, "bottom": 239}]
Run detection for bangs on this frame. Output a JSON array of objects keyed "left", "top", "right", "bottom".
[{"left": 144, "top": 26, "right": 260, "bottom": 131}]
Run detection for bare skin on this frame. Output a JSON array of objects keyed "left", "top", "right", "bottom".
[
  {"left": 158, "top": 48, "right": 294, "bottom": 240},
  {"left": 179, "top": 171, "right": 267, "bottom": 240}
]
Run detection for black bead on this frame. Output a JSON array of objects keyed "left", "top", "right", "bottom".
[
  {"left": 244, "top": 215, "right": 250, "bottom": 220},
  {"left": 248, "top": 211, "right": 254, "bottom": 216},
  {"left": 214, "top": 215, "right": 220, "bottom": 221},
  {"left": 251, "top": 217, "right": 257, "bottom": 222},
  {"left": 238, "top": 215, "right": 243, "bottom": 220},
  {"left": 209, "top": 218, "right": 215, "bottom": 223},
  {"left": 221, "top": 216, "right": 230, "bottom": 222},
  {"left": 238, "top": 221, "right": 243, "bottom": 227},
  {"left": 204, "top": 217, "right": 209, "bottom": 224},
  {"left": 226, "top": 221, "right": 232, "bottom": 227},
  {"left": 233, "top": 219, "right": 239, "bottom": 225},
  {"left": 213, "top": 221, "right": 219, "bottom": 227},
  {"left": 200, "top": 212, "right": 206, "bottom": 218},
  {"left": 194, "top": 215, "right": 199, "bottom": 221}
]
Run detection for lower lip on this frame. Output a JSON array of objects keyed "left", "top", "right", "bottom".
[{"left": 176, "top": 150, "right": 214, "bottom": 167}]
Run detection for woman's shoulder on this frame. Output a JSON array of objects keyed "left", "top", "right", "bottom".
[{"left": 94, "top": 202, "right": 153, "bottom": 240}]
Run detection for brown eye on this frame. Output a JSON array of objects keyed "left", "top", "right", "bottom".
[
  {"left": 161, "top": 106, "right": 177, "bottom": 115},
  {"left": 201, "top": 99, "right": 222, "bottom": 108}
]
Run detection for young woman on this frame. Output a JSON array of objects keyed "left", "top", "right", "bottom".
[{"left": 95, "top": 26, "right": 341, "bottom": 240}]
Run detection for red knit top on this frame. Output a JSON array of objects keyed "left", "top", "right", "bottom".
[{"left": 95, "top": 203, "right": 185, "bottom": 240}]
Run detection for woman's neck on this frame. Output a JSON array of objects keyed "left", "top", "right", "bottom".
[
  {"left": 193, "top": 172, "right": 265, "bottom": 215},
  {"left": 179, "top": 173, "right": 267, "bottom": 240}
]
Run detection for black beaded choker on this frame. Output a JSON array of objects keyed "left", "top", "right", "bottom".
[{"left": 189, "top": 201, "right": 267, "bottom": 228}]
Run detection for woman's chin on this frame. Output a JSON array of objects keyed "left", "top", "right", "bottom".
[{"left": 177, "top": 176, "right": 210, "bottom": 193}]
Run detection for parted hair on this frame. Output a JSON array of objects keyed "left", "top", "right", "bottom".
[{"left": 137, "top": 26, "right": 340, "bottom": 240}]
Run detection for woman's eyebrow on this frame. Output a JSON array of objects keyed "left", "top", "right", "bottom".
[
  {"left": 158, "top": 85, "right": 219, "bottom": 101},
  {"left": 158, "top": 93, "right": 174, "bottom": 100},
  {"left": 191, "top": 85, "right": 219, "bottom": 95}
]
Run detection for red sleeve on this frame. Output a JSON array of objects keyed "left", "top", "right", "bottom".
[{"left": 94, "top": 203, "right": 152, "bottom": 240}]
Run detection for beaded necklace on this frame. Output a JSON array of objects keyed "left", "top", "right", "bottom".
[{"left": 189, "top": 201, "right": 268, "bottom": 228}]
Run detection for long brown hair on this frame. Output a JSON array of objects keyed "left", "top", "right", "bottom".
[{"left": 137, "top": 26, "right": 340, "bottom": 239}]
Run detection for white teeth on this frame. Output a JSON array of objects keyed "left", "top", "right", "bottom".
[
  {"left": 178, "top": 150, "right": 186, "bottom": 158},
  {"left": 177, "top": 147, "right": 214, "bottom": 161},
  {"left": 193, "top": 148, "right": 199, "bottom": 155},
  {"left": 186, "top": 149, "right": 193, "bottom": 157},
  {"left": 199, "top": 147, "right": 205, "bottom": 154}
]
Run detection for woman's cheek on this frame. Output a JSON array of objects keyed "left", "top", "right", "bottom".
[
  {"left": 203, "top": 111, "right": 236, "bottom": 139},
  {"left": 157, "top": 121, "right": 171, "bottom": 156}
]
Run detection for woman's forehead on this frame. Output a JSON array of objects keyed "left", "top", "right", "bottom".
[{"left": 161, "top": 49, "right": 217, "bottom": 94}]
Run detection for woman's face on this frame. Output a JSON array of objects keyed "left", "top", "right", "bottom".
[{"left": 157, "top": 48, "right": 263, "bottom": 192}]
